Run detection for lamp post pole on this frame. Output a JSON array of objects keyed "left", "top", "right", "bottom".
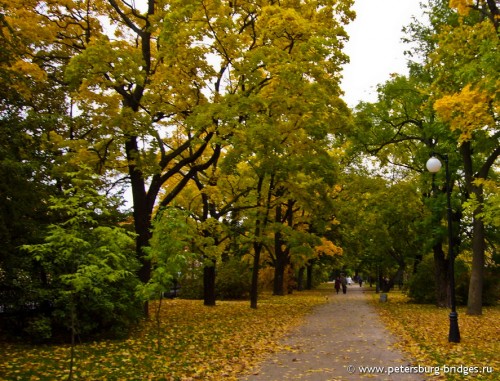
[{"left": 426, "top": 154, "right": 461, "bottom": 343}]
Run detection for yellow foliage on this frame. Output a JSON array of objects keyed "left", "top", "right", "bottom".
[
  {"left": 314, "top": 237, "right": 343, "bottom": 257},
  {"left": 449, "top": 0, "right": 474, "bottom": 16},
  {"left": 11, "top": 60, "right": 47, "bottom": 82},
  {"left": 433, "top": 85, "right": 494, "bottom": 143}
]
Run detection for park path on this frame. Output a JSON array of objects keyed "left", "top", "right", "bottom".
[{"left": 240, "top": 285, "right": 427, "bottom": 381}]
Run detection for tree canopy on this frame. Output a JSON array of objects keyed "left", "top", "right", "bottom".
[{"left": 0, "top": 0, "right": 498, "bottom": 344}]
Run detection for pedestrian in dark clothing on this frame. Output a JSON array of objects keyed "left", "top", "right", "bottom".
[
  {"left": 334, "top": 277, "right": 341, "bottom": 294},
  {"left": 340, "top": 275, "right": 347, "bottom": 294}
]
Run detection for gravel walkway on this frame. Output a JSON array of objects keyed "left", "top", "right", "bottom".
[{"left": 240, "top": 286, "right": 427, "bottom": 381}]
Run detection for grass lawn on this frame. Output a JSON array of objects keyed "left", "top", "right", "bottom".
[{"left": 371, "top": 291, "right": 500, "bottom": 380}]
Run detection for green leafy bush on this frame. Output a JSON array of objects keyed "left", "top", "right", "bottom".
[
  {"left": 178, "top": 265, "right": 204, "bottom": 299},
  {"left": 141, "top": 208, "right": 201, "bottom": 301},
  {"left": 408, "top": 254, "right": 471, "bottom": 305},
  {"left": 21, "top": 169, "right": 143, "bottom": 340},
  {"left": 24, "top": 316, "right": 52, "bottom": 342},
  {"left": 216, "top": 258, "right": 252, "bottom": 300}
]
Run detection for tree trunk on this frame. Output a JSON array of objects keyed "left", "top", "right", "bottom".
[
  {"left": 203, "top": 259, "right": 216, "bottom": 306},
  {"left": 413, "top": 252, "right": 423, "bottom": 274},
  {"left": 467, "top": 206, "right": 486, "bottom": 315},
  {"left": 125, "top": 136, "right": 152, "bottom": 316},
  {"left": 461, "top": 142, "right": 489, "bottom": 315},
  {"left": 273, "top": 261, "right": 286, "bottom": 295},
  {"left": 273, "top": 200, "right": 294, "bottom": 295},
  {"left": 306, "top": 263, "right": 313, "bottom": 290},
  {"left": 433, "top": 243, "right": 449, "bottom": 308},
  {"left": 250, "top": 174, "right": 273, "bottom": 309},
  {"left": 250, "top": 242, "right": 262, "bottom": 309},
  {"left": 297, "top": 267, "right": 305, "bottom": 291},
  {"left": 273, "top": 204, "right": 286, "bottom": 296},
  {"left": 383, "top": 265, "right": 404, "bottom": 292}
]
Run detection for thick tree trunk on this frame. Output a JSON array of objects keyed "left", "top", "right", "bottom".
[
  {"left": 461, "top": 142, "right": 490, "bottom": 315},
  {"left": 203, "top": 260, "right": 217, "bottom": 306},
  {"left": 273, "top": 204, "right": 286, "bottom": 296},
  {"left": 306, "top": 264, "right": 313, "bottom": 290},
  {"left": 273, "top": 261, "right": 286, "bottom": 295},
  {"left": 250, "top": 242, "right": 262, "bottom": 309},
  {"left": 297, "top": 267, "right": 305, "bottom": 291},
  {"left": 433, "top": 243, "right": 449, "bottom": 308},
  {"left": 125, "top": 136, "right": 152, "bottom": 316},
  {"left": 467, "top": 212, "right": 486, "bottom": 315},
  {"left": 250, "top": 174, "right": 272, "bottom": 309}
]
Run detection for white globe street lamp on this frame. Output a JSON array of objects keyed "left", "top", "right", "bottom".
[
  {"left": 426, "top": 153, "right": 460, "bottom": 343},
  {"left": 426, "top": 156, "right": 442, "bottom": 173}
]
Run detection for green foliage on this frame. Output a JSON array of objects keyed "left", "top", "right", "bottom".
[
  {"left": 178, "top": 266, "right": 204, "bottom": 300},
  {"left": 463, "top": 179, "right": 500, "bottom": 229},
  {"left": 21, "top": 168, "right": 142, "bottom": 340},
  {"left": 408, "top": 255, "right": 438, "bottom": 304},
  {"left": 140, "top": 208, "right": 197, "bottom": 301},
  {"left": 310, "top": 262, "right": 333, "bottom": 289},
  {"left": 407, "top": 254, "right": 469, "bottom": 305},
  {"left": 24, "top": 316, "right": 52, "bottom": 342},
  {"left": 333, "top": 174, "right": 427, "bottom": 282}
]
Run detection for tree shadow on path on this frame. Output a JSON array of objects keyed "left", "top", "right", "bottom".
[{"left": 240, "top": 286, "right": 428, "bottom": 381}]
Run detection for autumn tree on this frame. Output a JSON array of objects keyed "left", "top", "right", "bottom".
[
  {"left": 333, "top": 172, "right": 427, "bottom": 291},
  {"left": 426, "top": 0, "right": 499, "bottom": 315},
  {"left": 155, "top": 0, "right": 353, "bottom": 306},
  {"left": 268, "top": 153, "right": 344, "bottom": 296},
  {"left": 22, "top": 168, "right": 141, "bottom": 342},
  {"left": 62, "top": 0, "right": 228, "bottom": 301},
  {"left": 349, "top": 71, "right": 461, "bottom": 306},
  {"left": 349, "top": 0, "right": 499, "bottom": 313},
  {"left": 4, "top": 0, "right": 353, "bottom": 313},
  {"left": 63, "top": 0, "right": 353, "bottom": 310},
  {"left": 431, "top": 1, "right": 500, "bottom": 315},
  {"left": 0, "top": 0, "right": 83, "bottom": 321}
]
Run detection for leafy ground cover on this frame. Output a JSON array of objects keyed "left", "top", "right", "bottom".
[
  {"left": 371, "top": 292, "right": 500, "bottom": 380},
  {"left": 0, "top": 288, "right": 330, "bottom": 381},
  {"left": 2, "top": 288, "right": 498, "bottom": 381}
]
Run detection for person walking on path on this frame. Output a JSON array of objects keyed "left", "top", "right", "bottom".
[
  {"left": 340, "top": 274, "right": 347, "bottom": 294},
  {"left": 240, "top": 286, "right": 425, "bottom": 381},
  {"left": 334, "top": 277, "right": 341, "bottom": 294}
]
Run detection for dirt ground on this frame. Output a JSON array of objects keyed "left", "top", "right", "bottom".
[{"left": 239, "top": 285, "right": 427, "bottom": 381}]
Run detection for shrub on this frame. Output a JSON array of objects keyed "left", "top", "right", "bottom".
[
  {"left": 408, "top": 254, "right": 469, "bottom": 305},
  {"left": 21, "top": 169, "right": 143, "bottom": 341},
  {"left": 178, "top": 265, "right": 204, "bottom": 299},
  {"left": 216, "top": 258, "right": 252, "bottom": 300},
  {"left": 24, "top": 316, "right": 52, "bottom": 342}
]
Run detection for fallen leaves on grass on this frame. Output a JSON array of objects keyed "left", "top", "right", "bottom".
[
  {"left": 372, "top": 292, "right": 500, "bottom": 380},
  {"left": 0, "top": 290, "right": 329, "bottom": 380}
]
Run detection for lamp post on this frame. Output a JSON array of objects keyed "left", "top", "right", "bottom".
[{"left": 426, "top": 154, "right": 461, "bottom": 343}]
